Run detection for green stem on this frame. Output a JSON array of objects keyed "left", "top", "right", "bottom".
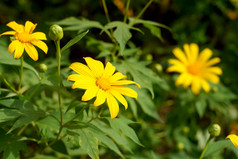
[
  {"left": 0, "top": 73, "right": 19, "bottom": 95},
  {"left": 55, "top": 40, "right": 63, "bottom": 139},
  {"left": 102, "top": 0, "right": 111, "bottom": 24},
  {"left": 123, "top": 0, "right": 131, "bottom": 23},
  {"left": 18, "top": 56, "right": 24, "bottom": 91},
  {"left": 131, "top": 0, "right": 154, "bottom": 26},
  {"left": 63, "top": 102, "right": 91, "bottom": 127},
  {"left": 199, "top": 136, "right": 213, "bottom": 159}
]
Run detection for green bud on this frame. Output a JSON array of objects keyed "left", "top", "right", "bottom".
[
  {"left": 49, "top": 24, "right": 63, "bottom": 41},
  {"left": 176, "top": 142, "right": 184, "bottom": 151},
  {"left": 208, "top": 123, "right": 221, "bottom": 137},
  {"left": 182, "top": 126, "right": 190, "bottom": 134},
  {"left": 145, "top": 54, "right": 153, "bottom": 61},
  {"left": 154, "top": 63, "right": 163, "bottom": 73},
  {"left": 39, "top": 63, "right": 48, "bottom": 73}
]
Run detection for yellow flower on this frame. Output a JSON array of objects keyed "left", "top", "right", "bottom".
[
  {"left": 0, "top": 21, "right": 48, "bottom": 61},
  {"left": 167, "top": 43, "right": 222, "bottom": 94},
  {"left": 68, "top": 57, "right": 140, "bottom": 119},
  {"left": 226, "top": 134, "right": 238, "bottom": 149}
]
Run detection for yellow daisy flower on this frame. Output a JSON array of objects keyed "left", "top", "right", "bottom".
[
  {"left": 226, "top": 134, "right": 238, "bottom": 149},
  {"left": 167, "top": 43, "right": 222, "bottom": 94},
  {"left": 0, "top": 21, "right": 48, "bottom": 61},
  {"left": 68, "top": 57, "right": 140, "bottom": 119}
]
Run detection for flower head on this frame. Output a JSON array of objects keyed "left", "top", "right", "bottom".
[
  {"left": 167, "top": 43, "right": 222, "bottom": 94},
  {"left": 0, "top": 21, "right": 48, "bottom": 61},
  {"left": 68, "top": 57, "right": 140, "bottom": 119},
  {"left": 226, "top": 134, "right": 238, "bottom": 149}
]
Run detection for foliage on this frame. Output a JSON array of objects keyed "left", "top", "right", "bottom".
[{"left": 0, "top": 0, "right": 238, "bottom": 158}]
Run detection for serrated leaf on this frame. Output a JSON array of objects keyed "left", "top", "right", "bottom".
[
  {"left": 61, "top": 30, "right": 89, "bottom": 53},
  {"left": 195, "top": 99, "right": 207, "bottom": 118},
  {"left": 51, "top": 140, "right": 68, "bottom": 155},
  {"left": 143, "top": 23, "right": 163, "bottom": 41},
  {"left": 0, "top": 128, "right": 27, "bottom": 159},
  {"left": 0, "top": 109, "right": 22, "bottom": 123},
  {"left": 137, "top": 89, "right": 161, "bottom": 121},
  {"left": 106, "top": 118, "right": 143, "bottom": 146},
  {"left": 0, "top": 99, "right": 45, "bottom": 132},
  {"left": 78, "top": 128, "right": 99, "bottom": 159}
]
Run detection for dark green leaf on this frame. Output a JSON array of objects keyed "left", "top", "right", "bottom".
[
  {"left": 61, "top": 30, "right": 89, "bottom": 53},
  {"left": 195, "top": 99, "right": 207, "bottom": 118},
  {"left": 51, "top": 140, "right": 68, "bottom": 155}
]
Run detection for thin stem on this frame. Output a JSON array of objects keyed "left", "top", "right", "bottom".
[
  {"left": 55, "top": 40, "right": 63, "bottom": 140},
  {"left": 102, "top": 0, "right": 111, "bottom": 24},
  {"left": 63, "top": 102, "right": 91, "bottom": 127},
  {"left": 199, "top": 136, "right": 213, "bottom": 159},
  {"left": 18, "top": 56, "right": 24, "bottom": 91},
  {"left": 123, "top": 0, "right": 131, "bottom": 23},
  {"left": 0, "top": 73, "right": 19, "bottom": 95},
  {"left": 131, "top": 0, "right": 153, "bottom": 26}
]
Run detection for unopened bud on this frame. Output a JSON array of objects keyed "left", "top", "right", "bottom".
[
  {"left": 49, "top": 24, "right": 63, "bottom": 41},
  {"left": 155, "top": 63, "right": 163, "bottom": 73},
  {"left": 39, "top": 63, "right": 48, "bottom": 73},
  {"left": 209, "top": 123, "right": 221, "bottom": 137},
  {"left": 176, "top": 142, "right": 184, "bottom": 151}
]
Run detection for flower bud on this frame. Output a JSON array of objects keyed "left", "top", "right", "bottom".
[
  {"left": 49, "top": 24, "right": 63, "bottom": 41},
  {"left": 208, "top": 123, "right": 221, "bottom": 137},
  {"left": 176, "top": 142, "right": 184, "bottom": 151},
  {"left": 154, "top": 63, "right": 163, "bottom": 73},
  {"left": 39, "top": 63, "right": 48, "bottom": 73}
]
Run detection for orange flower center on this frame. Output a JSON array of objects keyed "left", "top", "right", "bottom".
[
  {"left": 187, "top": 63, "right": 202, "bottom": 76},
  {"left": 16, "top": 32, "right": 31, "bottom": 43},
  {"left": 96, "top": 77, "right": 111, "bottom": 91}
]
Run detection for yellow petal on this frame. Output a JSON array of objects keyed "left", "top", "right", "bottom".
[
  {"left": 24, "top": 43, "right": 38, "bottom": 61},
  {"left": 190, "top": 43, "right": 199, "bottom": 62},
  {"left": 110, "top": 86, "right": 138, "bottom": 99},
  {"left": 94, "top": 89, "right": 106, "bottom": 106},
  {"left": 205, "top": 57, "right": 221, "bottom": 67},
  {"left": 106, "top": 92, "right": 119, "bottom": 119},
  {"left": 111, "top": 80, "right": 140, "bottom": 88},
  {"left": 25, "top": 21, "right": 37, "bottom": 33},
  {"left": 14, "top": 42, "right": 24, "bottom": 59},
  {"left": 109, "top": 72, "right": 126, "bottom": 83},
  {"left": 30, "top": 32, "right": 47, "bottom": 40},
  {"left": 109, "top": 89, "right": 128, "bottom": 109},
  {"left": 205, "top": 67, "right": 222, "bottom": 75},
  {"left": 0, "top": 31, "right": 16, "bottom": 36},
  {"left": 102, "top": 62, "right": 115, "bottom": 78},
  {"left": 201, "top": 79, "right": 210, "bottom": 92},
  {"left": 168, "top": 59, "right": 184, "bottom": 65},
  {"left": 175, "top": 73, "right": 188, "bottom": 86},
  {"left": 69, "top": 62, "right": 95, "bottom": 78},
  {"left": 81, "top": 86, "right": 99, "bottom": 101},
  {"left": 183, "top": 44, "right": 192, "bottom": 62},
  {"left": 31, "top": 40, "right": 48, "bottom": 54},
  {"left": 7, "top": 21, "right": 24, "bottom": 32},
  {"left": 8, "top": 40, "right": 19, "bottom": 54},
  {"left": 226, "top": 134, "right": 238, "bottom": 149},
  {"left": 198, "top": 48, "right": 213, "bottom": 64},
  {"left": 167, "top": 65, "right": 186, "bottom": 73},
  {"left": 182, "top": 74, "right": 193, "bottom": 88},
  {"left": 172, "top": 48, "right": 187, "bottom": 64},
  {"left": 84, "top": 57, "right": 104, "bottom": 77},
  {"left": 203, "top": 73, "right": 220, "bottom": 83},
  {"left": 68, "top": 74, "right": 96, "bottom": 89},
  {"left": 191, "top": 77, "right": 202, "bottom": 95}
]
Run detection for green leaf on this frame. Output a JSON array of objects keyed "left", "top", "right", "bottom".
[
  {"left": 0, "top": 99, "right": 45, "bottom": 132},
  {"left": 0, "top": 109, "right": 22, "bottom": 123},
  {"left": 0, "top": 128, "right": 27, "bottom": 159},
  {"left": 51, "top": 140, "right": 68, "bottom": 155},
  {"left": 204, "top": 139, "right": 233, "bottom": 158},
  {"left": 106, "top": 118, "right": 143, "bottom": 146},
  {"left": 143, "top": 23, "right": 163, "bottom": 41},
  {"left": 195, "top": 99, "right": 207, "bottom": 118},
  {"left": 105, "top": 21, "right": 135, "bottom": 54},
  {"left": 61, "top": 30, "right": 89, "bottom": 53},
  {"left": 78, "top": 128, "right": 99, "bottom": 159},
  {"left": 137, "top": 89, "right": 161, "bottom": 121}
]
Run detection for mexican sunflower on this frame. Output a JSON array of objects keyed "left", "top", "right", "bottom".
[
  {"left": 226, "top": 134, "right": 238, "bottom": 149},
  {"left": 0, "top": 21, "right": 48, "bottom": 61},
  {"left": 167, "top": 43, "right": 222, "bottom": 94},
  {"left": 68, "top": 57, "right": 140, "bottom": 119}
]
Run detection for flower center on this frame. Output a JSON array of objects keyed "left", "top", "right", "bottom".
[
  {"left": 187, "top": 63, "right": 202, "bottom": 76},
  {"left": 96, "top": 77, "right": 111, "bottom": 91},
  {"left": 15, "top": 32, "right": 31, "bottom": 43}
]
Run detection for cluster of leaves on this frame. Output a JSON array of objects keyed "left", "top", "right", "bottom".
[{"left": 1, "top": 0, "right": 238, "bottom": 159}]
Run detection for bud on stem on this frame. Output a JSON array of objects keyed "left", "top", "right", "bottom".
[{"left": 49, "top": 24, "right": 63, "bottom": 41}]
